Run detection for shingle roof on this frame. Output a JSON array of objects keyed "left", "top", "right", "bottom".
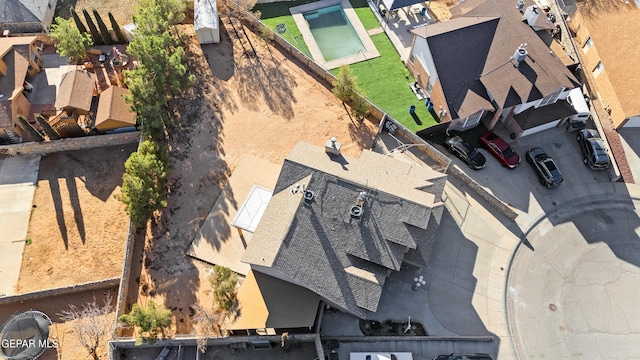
[
  {"left": 54, "top": 70, "right": 96, "bottom": 112},
  {"left": 243, "top": 142, "right": 446, "bottom": 317},
  {"left": 94, "top": 86, "right": 135, "bottom": 130},
  {"left": 0, "top": 44, "right": 30, "bottom": 128},
  {"left": 415, "top": 0, "right": 579, "bottom": 119},
  {"left": 513, "top": 96, "right": 576, "bottom": 130},
  {"left": 0, "top": 0, "right": 49, "bottom": 25}
]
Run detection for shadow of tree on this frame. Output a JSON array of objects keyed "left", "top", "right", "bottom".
[
  {"left": 580, "top": 0, "right": 629, "bottom": 18},
  {"left": 225, "top": 18, "right": 298, "bottom": 120}
]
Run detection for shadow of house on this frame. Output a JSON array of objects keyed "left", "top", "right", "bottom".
[
  {"left": 406, "top": 0, "right": 581, "bottom": 138},
  {"left": 50, "top": 69, "right": 97, "bottom": 137},
  {"left": 93, "top": 86, "right": 136, "bottom": 132},
  {"left": 0, "top": 36, "right": 43, "bottom": 144},
  {"left": 0, "top": 0, "right": 58, "bottom": 34},
  {"left": 231, "top": 142, "right": 448, "bottom": 334}
]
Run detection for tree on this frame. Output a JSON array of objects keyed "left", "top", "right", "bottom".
[
  {"left": 208, "top": 265, "right": 238, "bottom": 311},
  {"left": 83, "top": 8, "right": 104, "bottom": 45},
  {"left": 70, "top": 7, "right": 88, "bottom": 34},
  {"left": 93, "top": 10, "right": 114, "bottom": 45},
  {"left": 191, "top": 303, "right": 223, "bottom": 353},
  {"left": 332, "top": 65, "right": 358, "bottom": 104},
  {"left": 119, "top": 300, "right": 171, "bottom": 344},
  {"left": 109, "top": 12, "right": 127, "bottom": 44},
  {"left": 117, "top": 140, "right": 169, "bottom": 228},
  {"left": 35, "top": 114, "right": 61, "bottom": 140},
  {"left": 57, "top": 294, "right": 116, "bottom": 360},
  {"left": 351, "top": 93, "right": 370, "bottom": 120},
  {"left": 17, "top": 116, "right": 44, "bottom": 142},
  {"left": 133, "top": 0, "right": 186, "bottom": 37},
  {"left": 50, "top": 17, "right": 93, "bottom": 62}
]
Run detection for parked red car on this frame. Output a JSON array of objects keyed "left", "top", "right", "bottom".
[{"left": 479, "top": 131, "right": 521, "bottom": 169}]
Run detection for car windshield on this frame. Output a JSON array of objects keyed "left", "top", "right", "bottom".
[
  {"left": 502, "top": 146, "right": 515, "bottom": 159},
  {"left": 469, "top": 149, "right": 479, "bottom": 159}
]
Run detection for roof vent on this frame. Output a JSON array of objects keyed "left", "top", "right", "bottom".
[
  {"left": 303, "top": 190, "right": 315, "bottom": 204},
  {"left": 511, "top": 44, "right": 528, "bottom": 67},
  {"left": 350, "top": 205, "right": 363, "bottom": 219}
]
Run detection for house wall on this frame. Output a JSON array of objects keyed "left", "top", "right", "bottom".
[
  {"left": 11, "top": 92, "right": 30, "bottom": 138},
  {"left": 567, "top": 6, "right": 640, "bottom": 129},
  {"left": 408, "top": 37, "right": 437, "bottom": 90},
  {"left": 249, "top": 264, "right": 358, "bottom": 318}
]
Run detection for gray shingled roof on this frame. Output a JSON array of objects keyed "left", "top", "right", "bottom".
[
  {"left": 514, "top": 96, "right": 576, "bottom": 130},
  {"left": 244, "top": 143, "right": 446, "bottom": 317},
  {"left": 417, "top": 0, "right": 579, "bottom": 120},
  {"left": 0, "top": 0, "right": 49, "bottom": 24}
]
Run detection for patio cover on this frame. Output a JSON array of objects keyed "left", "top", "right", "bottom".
[
  {"left": 225, "top": 270, "right": 321, "bottom": 331},
  {"left": 381, "top": 0, "right": 426, "bottom": 11}
]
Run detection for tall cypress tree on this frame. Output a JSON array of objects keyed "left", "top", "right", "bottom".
[
  {"left": 35, "top": 114, "right": 61, "bottom": 140},
  {"left": 70, "top": 7, "right": 88, "bottom": 34},
  {"left": 93, "top": 10, "right": 113, "bottom": 45},
  {"left": 17, "top": 116, "right": 45, "bottom": 142},
  {"left": 109, "top": 12, "right": 127, "bottom": 44},
  {"left": 82, "top": 8, "right": 104, "bottom": 45}
]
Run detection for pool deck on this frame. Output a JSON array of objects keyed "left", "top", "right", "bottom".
[{"left": 290, "top": 0, "right": 380, "bottom": 70}]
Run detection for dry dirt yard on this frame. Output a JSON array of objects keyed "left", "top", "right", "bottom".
[
  {"left": 16, "top": 144, "right": 136, "bottom": 294},
  {"left": 55, "top": 0, "right": 134, "bottom": 29},
  {"left": 124, "top": 21, "right": 379, "bottom": 336}
]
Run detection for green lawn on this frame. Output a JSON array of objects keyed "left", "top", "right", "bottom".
[{"left": 254, "top": 0, "right": 437, "bottom": 132}]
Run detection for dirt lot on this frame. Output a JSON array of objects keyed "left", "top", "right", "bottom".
[
  {"left": 55, "top": 0, "right": 133, "bottom": 29},
  {"left": 16, "top": 144, "right": 136, "bottom": 294},
  {"left": 124, "top": 21, "right": 379, "bottom": 336}
]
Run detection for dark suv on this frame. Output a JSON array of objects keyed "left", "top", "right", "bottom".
[
  {"left": 444, "top": 135, "right": 486, "bottom": 170},
  {"left": 526, "top": 147, "right": 563, "bottom": 188},
  {"left": 576, "top": 129, "right": 610, "bottom": 170}
]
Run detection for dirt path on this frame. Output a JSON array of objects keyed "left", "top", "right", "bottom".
[{"left": 125, "top": 21, "right": 379, "bottom": 335}]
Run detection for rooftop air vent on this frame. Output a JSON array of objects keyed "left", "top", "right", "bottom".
[
  {"left": 303, "top": 190, "right": 315, "bottom": 204},
  {"left": 511, "top": 44, "right": 528, "bottom": 67},
  {"left": 350, "top": 205, "right": 363, "bottom": 219}
]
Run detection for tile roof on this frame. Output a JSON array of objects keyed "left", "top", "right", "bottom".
[
  {"left": 54, "top": 69, "right": 96, "bottom": 112},
  {"left": 94, "top": 86, "right": 136, "bottom": 130},
  {"left": 243, "top": 142, "right": 446, "bottom": 317},
  {"left": 415, "top": 0, "right": 579, "bottom": 118}
]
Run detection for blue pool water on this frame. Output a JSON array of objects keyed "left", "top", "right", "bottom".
[{"left": 303, "top": 5, "right": 365, "bottom": 61}]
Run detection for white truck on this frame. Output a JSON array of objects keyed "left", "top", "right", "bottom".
[
  {"left": 565, "top": 87, "right": 591, "bottom": 132},
  {"left": 350, "top": 353, "right": 413, "bottom": 360}
]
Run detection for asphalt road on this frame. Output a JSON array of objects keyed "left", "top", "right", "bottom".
[{"left": 507, "top": 205, "right": 640, "bottom": 359}]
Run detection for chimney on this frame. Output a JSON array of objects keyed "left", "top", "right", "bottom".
[{"left": 325, "top": 137, "right": 342, "bottom": 156}]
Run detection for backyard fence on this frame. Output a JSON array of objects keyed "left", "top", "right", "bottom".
[
  {"left": 0, "top": 131, "right": 140, "bottom": 157},
  {"left": 0, "top": 278, "right": 119, "bottom": 306}
]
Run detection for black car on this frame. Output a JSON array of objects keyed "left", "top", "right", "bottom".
[
  {"left": 576, "top": 129, "right": 610, "bottom": 170},
  {"left": 432, "top": 354, "right": 493, "bottom": 360},
  {"left": 526, "top": 147, "right": 563, "bottom": 188},
  {"left": 444, "top": 136, "right": 486, "bottom": 170}
]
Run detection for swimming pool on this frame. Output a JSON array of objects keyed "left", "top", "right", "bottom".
[
  {"left": 302, "top": 5, "right": 365, "bottom": 62},
  {"left": 290, "top": 0, "right": 379, "bottom": 69}
]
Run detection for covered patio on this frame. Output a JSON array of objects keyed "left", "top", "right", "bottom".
[{"left": 370, "top": 0, "right": 437, "bottom": 60}]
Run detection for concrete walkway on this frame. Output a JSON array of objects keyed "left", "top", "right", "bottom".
[{"left": 0, "top": 155, "right": 41, "bottom": 296}]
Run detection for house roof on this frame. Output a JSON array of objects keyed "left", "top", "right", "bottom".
[
  {"left": 55, "top": 70, "right": 96, "bottom": 112},
  {"left": 226, "top": 270, "right": 321, "bottom": 331},
  {"left": 0, "top": 0, "right": 50, "bottom": 25},
  {"left": 194, "top": 0, "right": 218, "bottom": 31},
  {"left": 0, "top": 44, "right": 30, "bottom": 128},
  {"left": 416, "top": 0, "right": 579, "bottom": 119},
  {"left": 575, "top": 2, "right": 640, "bottom": 123},
  {"left": 242, "top": 142, "right": 446, "bottom": 317},
  {"left": 513, "top": 96, "right": 576, "bottom": 130},
  {"left": 0, "top": 36, "right": 36, "bottom": 58},
  {"left": 381, "top": 0, "right": 425, "bottom": 11},
  {"left": 94, "top": 86, "right": 135, "bottom": 128}
]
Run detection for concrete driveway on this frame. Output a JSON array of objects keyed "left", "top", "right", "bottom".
[
  {"left": 439, "top": 126, "right": 611, "bottom": 214},
  {"left": 0, "top": 155, "right": 40, "bottom": 296}
]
